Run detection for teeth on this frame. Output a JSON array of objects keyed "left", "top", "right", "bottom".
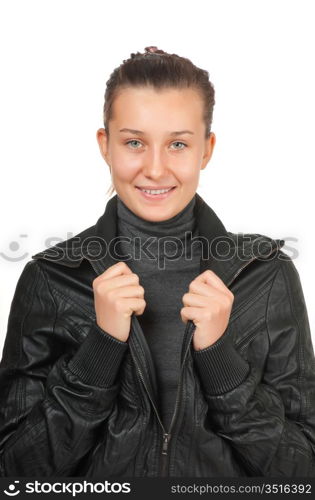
[{"left": 141, "top": 188, "right": 173, "bottom": 194}]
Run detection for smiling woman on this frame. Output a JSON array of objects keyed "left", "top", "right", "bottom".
[
  {"left": 96, "top": 84, "right": 215, "bottom": 221},
  {"left": 0, "top": 46, "right": 315, "bottom": 478}
]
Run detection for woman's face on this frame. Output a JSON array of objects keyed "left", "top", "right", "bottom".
[{"left": 97, "top": 86, "right": 216, "bottom": 222}]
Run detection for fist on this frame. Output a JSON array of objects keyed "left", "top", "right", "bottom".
[
  {"left": 181, "top": 269, "right": 234, "bottom": 351},
  {"left": 92, "top": 261, "right": 146, "bottom": 342}
]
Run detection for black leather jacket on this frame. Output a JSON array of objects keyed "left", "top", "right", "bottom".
[{"left": 1, "top": 193, "right": 315, "bottom": 477}]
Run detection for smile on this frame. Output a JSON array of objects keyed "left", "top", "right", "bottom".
[{"left": 135, "top": 186, "right": 177, "bottom": 200}]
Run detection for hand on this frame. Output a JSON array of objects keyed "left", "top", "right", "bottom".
[
  {"left": 181, "top": 270, "right": 234, "bottom": 351},
  {"left": 92, "top": 261, "right": 146, "bottom": 342}
]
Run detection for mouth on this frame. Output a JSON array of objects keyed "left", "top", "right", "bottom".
[{"left": 135, "top": 186, "right": 177, "bottom": 200}]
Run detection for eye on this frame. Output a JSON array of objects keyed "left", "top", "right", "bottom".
[
  {"left": 170, "top": 141, "right": 187, "bottom": 150},
  {"left": 125, "top": 139, "right": 142, "bottom": 149},
  {"left": 124, "top": 139, "right": 187, "bottom": 150}
]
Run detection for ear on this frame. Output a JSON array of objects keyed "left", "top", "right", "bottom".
[
  {"left": 201, "top": 132, "right": 216, "bottom": 170},
  {"left": 96, "top": 128, "right": 111, "bottom": 167}
]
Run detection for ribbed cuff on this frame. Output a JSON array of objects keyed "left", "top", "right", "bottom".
[
  {"left": 192, "top": 331, "right": 250, "bottom": 395},
  {"left": 68, "top": 322, "right": 129, "bottom": 387}
]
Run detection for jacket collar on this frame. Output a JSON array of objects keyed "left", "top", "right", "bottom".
[{"left": 32, "top": 193, "right": 285, "bottom": 287}]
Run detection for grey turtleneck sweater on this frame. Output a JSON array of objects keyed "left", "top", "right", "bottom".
[
  {"left": 116, "top": 195, "right": 202, "bottom": 430},
  {"left": 68, "top": 194, "right": 250, "bottom": 429}
]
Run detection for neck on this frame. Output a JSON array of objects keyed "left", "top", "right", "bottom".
[{"left": 116, "top": 196, "right": 196, "bottom": 238}]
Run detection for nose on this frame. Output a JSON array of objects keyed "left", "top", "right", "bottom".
[{"left": 142, "top": 148, "right": 169, "bottom": 180}]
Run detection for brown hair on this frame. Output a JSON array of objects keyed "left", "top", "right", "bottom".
[{"left": 103, "top": 46, "right": 216, "bottom": 198}]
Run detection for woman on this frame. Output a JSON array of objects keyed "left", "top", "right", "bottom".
[{"left": 0, "top": 46, "right": 314, "bottom": 477}]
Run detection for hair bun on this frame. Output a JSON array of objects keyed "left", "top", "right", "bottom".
[
  {"left": 144, "top": 46, "right": 165, "bottom": 55},
  {"left": 129, "top": 47, "right": 164, "bottom": 61},
  {"left": 145, "top": 46, "right": 158, "bottom": 53}
]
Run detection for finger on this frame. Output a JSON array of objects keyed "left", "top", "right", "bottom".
[
  {"left": 109, "top": 285, "right": 145, "bottom": 299},
  {"left": 134, "top": 298, "right": 146, "bottom": 316},
  {"left": 180, "top": 306, "right": 201, "bottom": 324},
  {"left": 195, "top": 269, "right": 230, "bottom": 294},
  {"left": 94, "top": 273, "right": 140, "bottom": 292},
  {"left": 117, "top": 298, "right": 146, "bottom": 317},
  {"left": 188, "top": 279, "right": 219, "bottom": 298},
  {"left": 94, "top": 261, "right": 133, "bottom": 283},
  {"left": 182, "top": 292, "right": 209, "bottom": 308},
  {"left": 183, "top": 292, "right": 232, "bottom": 317}
]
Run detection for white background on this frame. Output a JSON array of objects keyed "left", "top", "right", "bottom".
[{"left": 0, "top": 0, "right": 314, "bottom": 354}]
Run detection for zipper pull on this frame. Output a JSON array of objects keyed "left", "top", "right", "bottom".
[{"left": 162, "top": 433, "right": 171, "bottom": 455}]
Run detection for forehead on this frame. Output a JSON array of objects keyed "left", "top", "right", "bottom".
[{"left": 110, "top": 86, "right": 204, "bottom": 129}]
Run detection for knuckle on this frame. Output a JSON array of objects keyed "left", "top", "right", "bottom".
[
  {"left": 132, "top": 273, "right": 140, "bottom": 283},
  {"left": 92, "top": 277, "right": 99, "bottom": 289},
  {"left": 189, "top": 280, "right": 196, "bottom": 290},
  {"left": 222, "top": 296, "right": 230, "bottom": 307},
  {"left": 93, "top": 280, "right": 102, "bottom": 293}
]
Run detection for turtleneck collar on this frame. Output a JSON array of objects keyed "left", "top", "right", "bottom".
[{"left": 117, "top": 195, "right": 197, "bottom": 238}]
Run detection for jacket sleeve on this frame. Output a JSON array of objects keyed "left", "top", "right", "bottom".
[
  {"left": 192, "top": 253, "right": 315, "bottom": 476},
  {"left": 0, "top": 260, "right": 128, "bottom": 477}
]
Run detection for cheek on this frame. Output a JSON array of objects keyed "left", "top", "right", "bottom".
[
  {"left": 111, "top": 158, "right": 140, "bottom": 182},
  {"left": 176, "top": 165, "right": 201, "bottom": 184},
  {"left": 171, "top": 151, "right": 202, "bottom": 180}
]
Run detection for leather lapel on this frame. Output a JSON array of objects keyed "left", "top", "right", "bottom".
[{"left": 31, "top": 193, "right": 285, "bottom": 406}]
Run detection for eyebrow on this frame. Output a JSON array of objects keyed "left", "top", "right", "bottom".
[{"left": 119, "top": 128, "right": 194, "bottom": 136}]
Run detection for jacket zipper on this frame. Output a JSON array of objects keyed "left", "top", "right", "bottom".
[
  {"left": 131, "top": 317, "right": 196, "bottom": 477},
  {"left": 159, "top": 318, "right": 196, "bottom": 476},
  {"left": 87, "top": 243, "right": 281, "bottom": 477}
]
